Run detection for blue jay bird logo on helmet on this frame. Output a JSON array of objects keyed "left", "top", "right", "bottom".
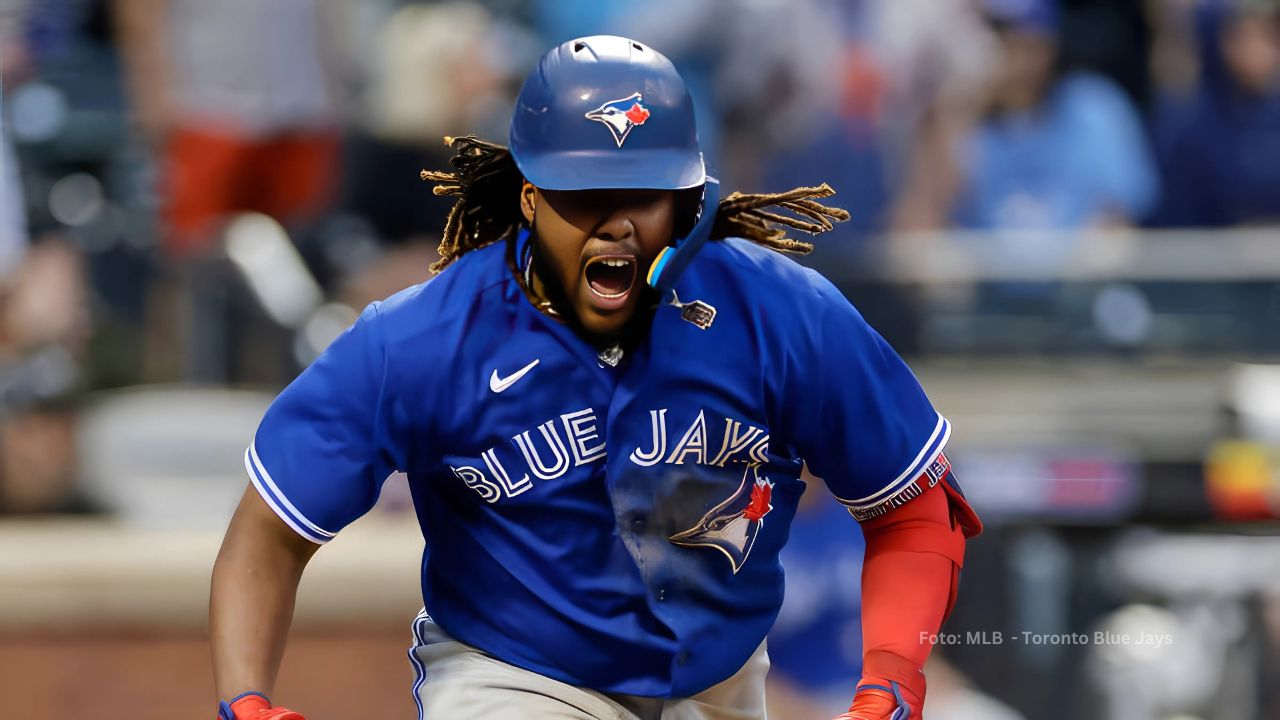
[
  {"left": 669, "top": 464, "right": 775, "bottom": 574},
  {"left": 584, "top": 92, "right": 651, "bottom": 148}
]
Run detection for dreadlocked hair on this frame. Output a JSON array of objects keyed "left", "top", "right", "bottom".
[
  {"left": 712, "top": 185, "right": 850, "bottom": 255},
  {"left": 420, "top": 136, "right": 525, "bottom": 273},
  {"left": 421, "top": 135, "right": 850, "bottom": 272}
]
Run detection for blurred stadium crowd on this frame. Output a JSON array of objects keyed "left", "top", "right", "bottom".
[{"left": 3, "top": 0, "right": 1280, "bottom": 719}]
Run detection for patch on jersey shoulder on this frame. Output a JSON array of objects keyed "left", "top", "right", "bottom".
[
  {"left": 667, "top": 290, "right": 716, "bottom": 330},
  {"left": 669, "top": 464, "right": 773, "bottom": 573},
  {"left": 680, "top": 300, "right": 717, "bottom": 329}
]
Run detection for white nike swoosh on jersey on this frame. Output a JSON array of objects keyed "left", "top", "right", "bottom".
[{"left": 490, "top": 359, "right": 540, "bottom": 393}]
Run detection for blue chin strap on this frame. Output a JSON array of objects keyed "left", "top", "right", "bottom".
[{"left": 646, "top": 176, "right": 720, "bottom": 296}]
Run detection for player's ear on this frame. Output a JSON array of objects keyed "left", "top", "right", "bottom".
[{"left": 519, "top": 181, "right": 537, "bottom": 225}]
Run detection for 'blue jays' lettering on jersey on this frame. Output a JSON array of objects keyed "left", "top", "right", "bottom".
[{"left": 246, "top": 235, "right": 950, "bottom": 698}]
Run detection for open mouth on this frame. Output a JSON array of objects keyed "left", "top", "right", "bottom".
[{"left": 584, "top": 255, "right": 637, "bottom": 299}]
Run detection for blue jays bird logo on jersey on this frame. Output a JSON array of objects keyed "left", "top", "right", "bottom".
[
  {"left": 669, "top": 464, "right": 774, "bottom": 574},
  {"left": 585, "top": 92, "right": 651, "bottom": 147}
]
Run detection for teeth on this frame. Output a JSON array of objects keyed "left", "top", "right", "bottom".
[{"left": 585, "top": 256, "right": 635, "bottom": 300}]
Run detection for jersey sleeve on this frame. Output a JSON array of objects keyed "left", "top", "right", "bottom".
[
  {"left": 789, "top": 278, "right": 950, "bottom": 520},
  {"left": 245, "top": 303, "right": 401, "bottom": 544}
]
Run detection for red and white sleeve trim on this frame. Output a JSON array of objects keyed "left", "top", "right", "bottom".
[{"left": 834, "top": 414, "right": 952, "bottom": 522}]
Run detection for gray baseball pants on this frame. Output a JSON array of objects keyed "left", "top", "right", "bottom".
[{"left": 407, "top": 610, "right": 769, "bottom": 720}]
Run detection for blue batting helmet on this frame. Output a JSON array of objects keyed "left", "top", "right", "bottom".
[{"left": 509, "top": 35, "right": 706, "bottom": 191}]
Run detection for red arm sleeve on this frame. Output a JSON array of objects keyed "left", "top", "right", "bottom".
[{"left": 855, "top": 464, "right": 982, "bottom": 710}]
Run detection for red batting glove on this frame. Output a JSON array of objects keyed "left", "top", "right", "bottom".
[{"left": 217, "top": 691, "right": 306, "bottom": 720}]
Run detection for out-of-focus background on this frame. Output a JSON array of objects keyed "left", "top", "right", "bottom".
[{"left": 1, "top": 0, "right": 1279, "bottom": 718}]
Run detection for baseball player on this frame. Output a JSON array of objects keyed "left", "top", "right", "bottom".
[{"left": 211, "top": 36, "right": 982, "bottom": 720}]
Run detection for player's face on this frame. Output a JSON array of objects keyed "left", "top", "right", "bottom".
[{"left": 521, "top": 183, "right": 676, "bottom": 338}]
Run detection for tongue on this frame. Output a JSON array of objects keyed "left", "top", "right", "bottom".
[{"left": 587, "top": 263, "right": 632, "bottom": 296}]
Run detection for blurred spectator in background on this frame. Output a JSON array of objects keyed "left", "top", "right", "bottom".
[
  {"left": 335, "top": 1, "right": 535, "bottom": 311},
  {"left": 114, "top": 0, "right": 348, "bottom": 258},
  {"left": 528, "top": 0, "right": 630, "bottom": 46},
  {"left": 0, "top": 0, "right": 91, "bottom": 514},
  {"left": 113, "top": 0, "right": 352, "bottom": 382},
  {"left": 866, "top": 0, "right": 1001, "bottom": 236},
  {"left": 752, "top": 0, "right": 996, "bottom": 350},
  {"left": 1, "top": 118, "right": 26, "bottom": 285},
  {"left": 908, "top": 0, "right": 1157, "bottom": 233},
  {"left": 759, "top": 0, "right": 893, "bottom": 246},
  {"left": 1, "top": 0, "right": 31, "bottom": 279},
  {"left": 684, "top": 0, "right": 843, "bottom": 189},
  {"left": 1151, "top": 0, "right": 1280, "bottom": 227}
]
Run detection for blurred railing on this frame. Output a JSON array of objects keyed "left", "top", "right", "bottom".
[
  {"left": 849, "top": 229, "right": 1280, "bottom": 282},
  {"left": 803, "top": 228, "right": 1280, "bottom": 358}
]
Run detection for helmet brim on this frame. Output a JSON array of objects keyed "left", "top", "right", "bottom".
[{"left": 513, "top": 148, "right": 706, "bottom": 191}]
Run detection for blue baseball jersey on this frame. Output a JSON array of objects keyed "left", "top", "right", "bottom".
[{"left": 245, "top": 234, "right": 950, "bottom": 697}]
